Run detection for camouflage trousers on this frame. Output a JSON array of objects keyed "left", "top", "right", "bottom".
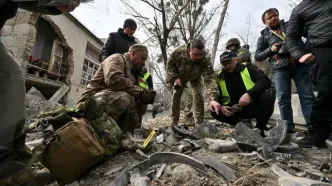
[
  {"left": 93, "top": 90, "right": 146, "bottom": 134},
  {"left": 172, "top": 78, "right": 204, "bottom": 125},
  {"left": 183, "top": 87, "right": 193, "bottom": 120}
]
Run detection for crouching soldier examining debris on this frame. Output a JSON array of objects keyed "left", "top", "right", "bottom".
[
  {"left": 166, "top": 39, "right": 220, "bottom": 126},
  {"left": 211, "top": 51, "right": 276, "bottom": 135},
  {"left": 77, "top": 44, "right": 156, "bottom": 133}
]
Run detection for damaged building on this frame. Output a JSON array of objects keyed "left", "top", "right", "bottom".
[{"left": 1, "top": 10, "right": 103, "bottom": 106}]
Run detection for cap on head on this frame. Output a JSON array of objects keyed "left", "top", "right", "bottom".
[
  {"left": 129, "top": 44, "right": 148, "bottom": 53},
  {"left": 262, "top": 8, "right": 279, "bottom": 23},
  {"left": 123, "top": 19, "right": 137, "bottom": 29},
  {"left": 220, "top": 51, "right": 236, "bottom": 64}
]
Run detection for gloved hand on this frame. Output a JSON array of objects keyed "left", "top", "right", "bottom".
[{"left": 140, "top": 89, "right": 157, "bottom": 104}]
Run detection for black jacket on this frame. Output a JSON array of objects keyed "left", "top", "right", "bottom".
[
  {"left": 255, "top": 20, "right": 306, "bottom": 72},
  {"left": 217, "top": 63, "right": 271, "bottom": 106},
  {"left": 99, "top": 28, "right": 137, "bottom": 62},
  {"left": 286, "top": 0, "right": 332, "bottom": 61},
  {"left": 0, "top": 1, "right": 61, "bottom": 30}
]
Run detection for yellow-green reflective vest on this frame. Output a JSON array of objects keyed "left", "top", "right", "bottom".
[
  {"left": 217, "top": 67, "right": 255, "bottom": 105},
  {"left": 139, "top": 72, "right": 151, "bottom": 89}
]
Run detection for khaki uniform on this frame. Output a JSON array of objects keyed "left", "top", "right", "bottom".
[
  {"left": 235, "top": 47, "right": 251, "bottom": 63},
  {"left": 166, "top": 44, "right": 219, "bottom": 125},
  {"left": 78, "top": 53, "right": 144, "bottom": 133}
]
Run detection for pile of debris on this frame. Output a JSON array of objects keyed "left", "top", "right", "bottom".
[
  {"left": 22, "top": 97, "right": 330, "bottom": 186},
  {"left": 26, "top": 87, "right": 64, "bottom": 121},
  {"left": 42, "top": 112, "right": 332, "bottom": 186},
  {"left": 25, "top": 87, "right": 63, "bottom": 142}
]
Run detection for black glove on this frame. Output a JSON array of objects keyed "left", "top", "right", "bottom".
[{"left": 140, "top": 89, "right": 157, "bottom": 104}]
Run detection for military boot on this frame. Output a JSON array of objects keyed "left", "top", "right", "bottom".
[{"left": 0, "top": 167, "right": 54, "bottom": 186}]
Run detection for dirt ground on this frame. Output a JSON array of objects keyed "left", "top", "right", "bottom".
[{"left": 44, "top": 111, "right": 331, "bottom": 186}]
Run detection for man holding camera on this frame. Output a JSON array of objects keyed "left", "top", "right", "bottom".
[
  {"left": 212, "top": 51, "right": 275, "bottom": 136},
  {"left": 78, "top": 44, "right": 156, "bottom": 133},
  {"left": 255, "top": 8, "right": 313, "bottom": 134}
]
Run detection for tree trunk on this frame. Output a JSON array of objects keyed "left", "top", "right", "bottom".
[{"left": 211, "top": 0, "right": 229, "bottom": 65}]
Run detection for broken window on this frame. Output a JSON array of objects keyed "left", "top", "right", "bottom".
[
  {"left": 80, "top": 43, "right": 101, "bottom": 85},
  {"left": 31, "top": 18, "right": 56, "bottom": 63},
  {"left": 80, "top": 59, "right": 99, "bottom": 85},
  {"left": 49, "top": 38, "right": 64, "bottom": 75}
]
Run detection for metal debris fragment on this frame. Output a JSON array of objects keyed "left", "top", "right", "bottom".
[
  {"left": 193, "top": 155, "right": 237, "bottom": 182},
  {"left": 204, "top": 138, "right": 239, "bottom": 153},
  {"left": 110, "top": 152, "right": 208, "bottom": 186},
  {"left": 232, "top": 119, "right": 287, "bottom": 159}
]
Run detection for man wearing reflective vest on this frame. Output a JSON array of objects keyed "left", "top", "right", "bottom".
[
  {"left": 139, "top": 68, "right": 153, "bottom": 90},
  {"left": 211, "top": 51, "right": 275, "bottom": 134},
  {"left": 138, "top": 67, "right": 154, "bottom": 119}
]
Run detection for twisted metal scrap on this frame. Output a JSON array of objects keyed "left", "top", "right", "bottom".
[
  {"left": 231, "top": 119, "right": 287, "bottom": 159},
  {"left": 110, "top": 152, "right": 208, "bottom": 186}
]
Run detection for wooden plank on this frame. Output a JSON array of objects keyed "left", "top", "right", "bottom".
[{"left": 48, "top": 84, "right": 70, "bottom": 103}]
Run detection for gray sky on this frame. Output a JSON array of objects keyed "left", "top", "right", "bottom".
[{"left": 71, "top": 0, "right": 293, "bottom": 68}]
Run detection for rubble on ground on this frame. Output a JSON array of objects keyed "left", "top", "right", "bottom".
[
  {"left": 27, "top": 109, "right": 331, "bottom": 186},
  {"left": 25, "top": 87, "right": 63, "bottom": 142}
]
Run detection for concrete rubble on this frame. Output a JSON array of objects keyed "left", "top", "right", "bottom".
[{"left": 22, "top": 105, "right": 331, "bottom": 186}]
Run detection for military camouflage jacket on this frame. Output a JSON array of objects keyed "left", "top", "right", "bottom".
[
  {"left": 79, "top": 53, "right": 141, "bottom": 102},
  {"left": 166, "top": 44, "right": 219, "bottom": 101},
  {"left": 235, "top": 47, "right": 251, "bottom": 63}
]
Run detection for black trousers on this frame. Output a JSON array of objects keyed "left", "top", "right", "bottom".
[
  {"left": 211, "top": 88, "right": 276, "bottom": 130},
  {"left": 310, "top": 47, "right": 332, "bottom": 140}
]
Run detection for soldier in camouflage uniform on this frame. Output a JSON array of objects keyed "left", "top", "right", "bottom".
[
  {"left": 77, "top": 44, "right": 156, "bottom": 133},
  {"left": 166, "top": 39, "right": 220, "bottom": 125},
  {"left": 226, "top": 38, "right": 252, "bottom": 63}
]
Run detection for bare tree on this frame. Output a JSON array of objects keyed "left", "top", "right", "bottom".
[
  {"left": 118, "top": 0, "right": 190, "bottom": 68},
  {"left": 211, "top": 0, "right": 229, "bottom": 65},
  {"left": 172, "top": 0, "right": 224, "bottom": 44},
  {"left": 119, "top": 0, "right": 224, "bottom": 93},
  {"left": 235, "top": 13, "right": 258, "bottom": 49}
]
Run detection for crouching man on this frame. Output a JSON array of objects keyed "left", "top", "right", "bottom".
[
  {"left": 212, "top": 51, "right": 276, "bottom": 134},
  {"left": 77, "top": 44, "right": 156, "bottom": 133}
]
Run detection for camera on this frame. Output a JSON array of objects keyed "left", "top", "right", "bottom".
[{"left": 275, "top": 41, "right": 288, "bottom": 55}]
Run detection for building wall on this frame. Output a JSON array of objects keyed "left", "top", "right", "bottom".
[
  {"left": 45, "top": 14, "right": 102, "bottom": 106},
  {"left": 1, "top": 11, "right": 102, "bottom": 106}
]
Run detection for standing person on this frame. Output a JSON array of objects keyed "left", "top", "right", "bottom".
[
  {"left": 0, "top": 1, "right": 80, "bottom": 185},
  {"left": 99, "top": 18, "right": 137, "bottom": 62},
  {"left": 226, "top": 38, "right": 251, "bottom": 63},
  {"left": 286, "top": 0, "right": 332, "bottom": 147},
  {"left": 255, "top": 8, "right": 313, "bottom": 134},
  {"left": 166, "top": 39, "right": 220, "bottom": 126}
]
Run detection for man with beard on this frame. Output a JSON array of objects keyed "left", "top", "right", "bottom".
[
  {"left": 286, "top": 0, "right": 332, "bottom": 147},
  {"left": 255, "top": 8, "right": 313, "bottom": 134},
  {"left": 166, "top": 39, "right": 220, "bottom": 126},
  {"left": 78, "top": 44, "right": 156, "bottom": 134}
]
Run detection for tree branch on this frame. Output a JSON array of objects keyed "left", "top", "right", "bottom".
[{"left": 141, "top": 0, "right": 162, "bottom": 12}]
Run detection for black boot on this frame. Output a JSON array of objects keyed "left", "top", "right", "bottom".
[{"left": 294, "top": 128, "right": 327, "bottom": 148}]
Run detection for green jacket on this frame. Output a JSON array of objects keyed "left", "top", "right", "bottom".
[
  {"left": 235, "top": 47, "right": 251, "bottom": 63},
  {"left": 166, "top": 44, "right": 219, "bottom": 101}
]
